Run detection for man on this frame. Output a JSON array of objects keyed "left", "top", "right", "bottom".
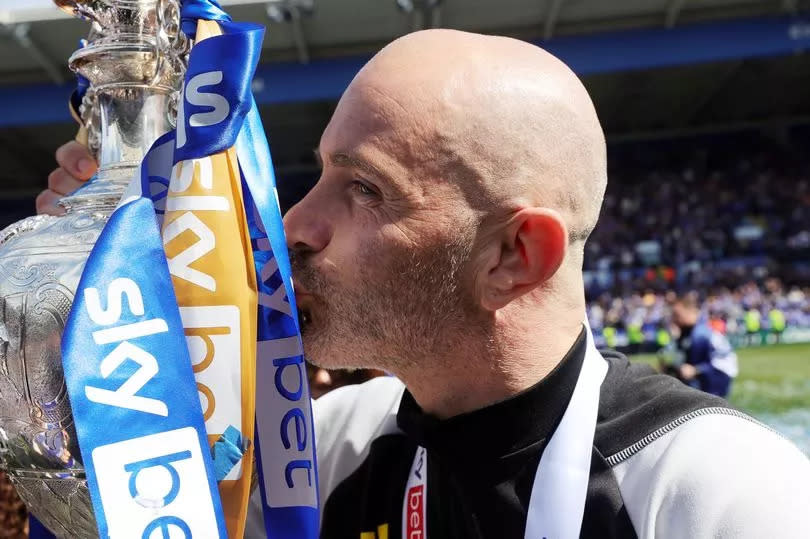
[
  {"left": 40, "top": 29, "right": 810, "bottom": 539},
  {"left": 671, "top": 296, "right": 738, "bottom": 398}
]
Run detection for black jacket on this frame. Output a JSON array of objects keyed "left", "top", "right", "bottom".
[{"left": 246, "top": 332, "right": 810, "bottom": 538}]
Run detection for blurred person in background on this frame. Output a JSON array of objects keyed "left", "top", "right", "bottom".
[
  {"left": 744, "top": 305, "right": 762, "bottom": 346},
  {"left": 671, "top": 295, "right": 739, "bottom": 397},
  {"left": 708, "top": 310, "right": 726, "bottom": 335},
  {"left": 307, "top": 363, "right": 385, "bottom": 399},
  {"left": 768, "top": 304, "right": 786, "bottom": 343}
]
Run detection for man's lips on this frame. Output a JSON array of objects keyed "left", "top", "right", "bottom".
[
  {"left": 292, "top": 272, "right": 324, "bottom": 327},
  {"left": 293, "top": 281, "right": 316, "bottom": 327},
  {"left": 293, "top": 280, "right": 313, "bottom": 299},
  {"left": 295, "top": 290, "right": 315, "bottom": 302}
]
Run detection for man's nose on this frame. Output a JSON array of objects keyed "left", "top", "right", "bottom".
[{"left": 283, "top": 188, "right": 332, "bottom": 254}]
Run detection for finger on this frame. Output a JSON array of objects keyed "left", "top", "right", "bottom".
[
  {"left": 48, "top": 168, "right": 85, "bottom": 196},
  {"left": 54, "top": 141, "right": 97, "bottom": 181},
  {"left": 35, "top": 190, "right": 66, "bottom": 216}
]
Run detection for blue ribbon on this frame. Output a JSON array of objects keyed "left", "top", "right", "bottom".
[
  {"left": 61, "top": 196, "right": 227, "bottom": 538},
  {"left": 240, "top": 149, "right": 320, "bottom": 538},
  {"left": 212, "top": 425, "right": 246, "bottom": 482},
  {"left": 171, "top": 6, "right": 321, "bottom": 537},
  {"left": 173, "top": 20, "right": 263, "bottom": 163},
  {"left": 97, "top": 5, "right": 321, "bottom": 536}
]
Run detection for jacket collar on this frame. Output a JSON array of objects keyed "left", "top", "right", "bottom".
[{"left": 396, "top": 327, "right": 587, "bottom": 467}]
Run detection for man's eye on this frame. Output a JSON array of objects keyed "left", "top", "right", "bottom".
[{"left": 352, "top": 181, "right": 378, "bottom": 198}]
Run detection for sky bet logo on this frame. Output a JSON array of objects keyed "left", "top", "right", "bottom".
[
  {"left": 83, "top": 278, "right": 170, "bottom": 416},
  {"left": 256, "top": 334, "right": 318, "bottom": 508},
  {"left": 403, "top": 446, "right": 426, "bottom": 539},
  {"left": 406, "top": 484, "right": 425, "bottom": 539},
  {"left": 176, "top": 70, "right": 230, "bottom": 151},
  {"left": 76, "top": 276, "right": 219, "bottom": 537},
  {"left": 92, "top": 427, "right": 218, "bottom": 537}
]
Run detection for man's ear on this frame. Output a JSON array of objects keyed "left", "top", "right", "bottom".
[{"left": 479, "top": 207, "right": 568, "bottom": 311}]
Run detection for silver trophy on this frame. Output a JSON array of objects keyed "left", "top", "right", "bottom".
[{"left": 0, "top": 1, "right": 187, "bottom": 535}]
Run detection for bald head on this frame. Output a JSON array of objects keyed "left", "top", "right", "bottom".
[
  {"left": 285, "top": 28, "right": 604, "bottom": 392},
  {"left": 345, "top": 29, "right": 607, "bottom": 250},
  {"left": 285, "top": 29, "right": 608, "bottom": 409}
]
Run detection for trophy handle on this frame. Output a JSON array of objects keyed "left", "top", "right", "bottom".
[
  {"left": 68, "top": 82, "right": 93, "bottom": 152},
  {"left": 74, "top": 127, "right": 88, "bottom": 146},
  {"left": 156, "top": 0, "right": 189, "bottom": 128}
]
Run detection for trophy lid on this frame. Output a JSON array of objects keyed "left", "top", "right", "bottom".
[
  {"left": 54, "top": 0, "right": 155, "bottom": 21},
  {"left": 54, "top": 0, "right": 186, "bottom": 188},
  {"left": 60, "top": 0, "right": 184, "bottom": 92}
]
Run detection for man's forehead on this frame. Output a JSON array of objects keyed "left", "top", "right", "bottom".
[
  {"left": 331, "top": 74, "right": 431, "bottom": 139},
  {"left": 319, "top": 94, "right": 425, "bottom": 176},
  {"left": 318, "top": 72, "right": 493, "bottom": 206}
]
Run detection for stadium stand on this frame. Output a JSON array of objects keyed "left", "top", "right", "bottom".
[{"left": 585, "top": 129, "right": 810, "bottom": 350}]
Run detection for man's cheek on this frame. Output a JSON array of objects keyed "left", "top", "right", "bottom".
[{"left": 328, "top": 229, "right": 380, "bottom": 276}]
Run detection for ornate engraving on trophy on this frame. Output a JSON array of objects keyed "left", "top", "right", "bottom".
[
  {"left": 0, "top": 283, "right": 79, "bottom": 461},
  {"left": 12, "top": 474, "right": 96, "bottom": 538},
  {"left": 0, "top": 260, "right": 54, "bottom": 289},
  {"left": 26, "top": 283, "right": 74, "bottom": 424}
]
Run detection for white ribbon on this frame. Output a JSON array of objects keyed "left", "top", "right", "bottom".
[{"left": 402, "top": 446, "right": 428, "bottom": 539}]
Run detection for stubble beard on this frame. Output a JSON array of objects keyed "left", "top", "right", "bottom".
[{"left": 290, "top": 229, "right": 481, "bottom": 374}]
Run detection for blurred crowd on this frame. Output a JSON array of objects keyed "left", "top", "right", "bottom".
[
  {"left": 588, "top": 279, "right": 810, "bottom": 352},
  {"left": 582, "top": 130, "right": 810, "bottom": 350},
  {"left": 0, "top": 471, "right": 26, "bottom": 538},
  {"left": 583, "top": 130, "right": 810, "bottom": 298}
]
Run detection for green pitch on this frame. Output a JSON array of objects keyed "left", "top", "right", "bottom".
[
  {"left": 631, "top": 342, "right": 810, "bottom": 454},
  {"left": 632, "top": 342, "right": 810, "bottom": 413}
]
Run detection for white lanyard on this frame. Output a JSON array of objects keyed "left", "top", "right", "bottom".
[
  {"left": 403, "top": 445, "right": 429, "bottom": 539},
  {"left": 403, "top": 326, "right": 607, "bottom": 539}
]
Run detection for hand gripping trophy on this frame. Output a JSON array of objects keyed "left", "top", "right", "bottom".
[{"left": 0, "top": 1, "right": 187, "bottom": 536}]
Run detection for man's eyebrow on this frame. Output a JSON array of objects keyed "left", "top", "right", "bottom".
[{"left": 316, "top": 147, "right": 390, "bottom": 182}]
